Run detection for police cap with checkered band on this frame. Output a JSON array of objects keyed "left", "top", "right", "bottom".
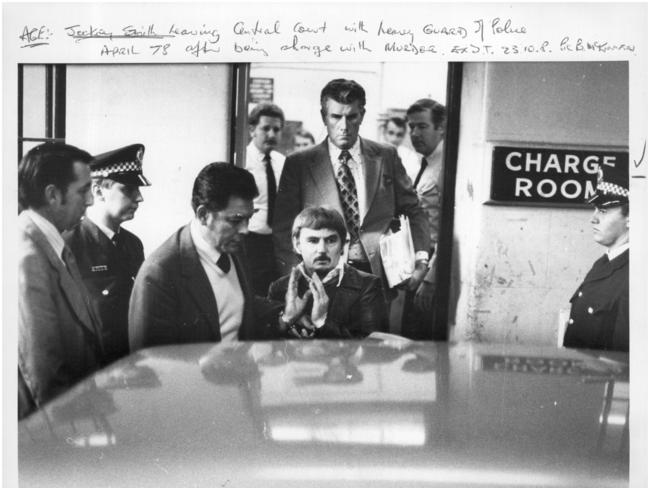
[
  {"left": 587, "top": 159, "right": 628, "bottom": 208},
  {"left": 90, "top": 143, "right": 151, "bottom": 186}
]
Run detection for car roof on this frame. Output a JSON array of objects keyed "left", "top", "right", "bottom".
[{"left": 19, "top": 339, "right": 629, "bottom": 488}]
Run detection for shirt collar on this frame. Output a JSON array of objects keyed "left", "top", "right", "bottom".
[
  {"left": 423, "top": 140, "right": 444, "bottom": 165},
  {"left": 190, "top": 218, "right": 224, "bottom": 267},
  {"left": 247, "top": 141, "right": 271, "bottom": 164},
  {"left": 607, "top": 242, "right": 629, "bottom": 261},
  {"left": 328, "top": 137, "right": 362, "bottom": 164},
  {"left": 25, "top": 209, "right": 66, "bottom": 260},
  {"left": 84, "top": 208, "right": 116, "bottom": 240},
  {"left": 297, "top": 258, "right": 345, "bottom": 287}
]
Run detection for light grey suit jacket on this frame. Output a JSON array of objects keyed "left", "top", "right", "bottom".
[
  {"left": 18, "top": 211, "right": 104, "bottom": 416},
  {"left": 273, "top": 138, "right": 431, "bottom": 281}
]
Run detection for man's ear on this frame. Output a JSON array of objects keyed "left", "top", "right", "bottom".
[
  {"left": 91, "top": 181, "right": 104, "bottom": 200},
  {"left": 195, "top": 205, "right": 209, "bottom": 225},
  {"left": 43, "top": 184, "right": 61, "bottom": 205},
  {"left": 292, "top": 236, "right": 302, "bottom": 256}
]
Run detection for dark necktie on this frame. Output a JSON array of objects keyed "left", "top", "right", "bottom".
[
  {"left": 264, "top": 154, "right": 277, "bottom": 226},
  {"left": 335, "top": 150, "right": 361, "bottom": 241},
  {"left": 413, "top": 157, "right": 428, "bottom": 189},
  {"left": 217, "top": 253, "right": 231, "bottom": 274},
  {"left": 111, "top": 232, "right": 123, "bottom": 252}
]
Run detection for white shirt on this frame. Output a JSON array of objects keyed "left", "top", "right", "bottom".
[
  {"left": 190, "top": 219, "right": 245, "bottom": 342},
  {"left": 415, "top": 141, "right": 445, "bottom": 246},
  {"left": 607, "top": 242, "right": 629, "bottom": 261},
  {"left": 398, "top": 145, "right": 422, "bottom": 183},
  {"left": 328, "top": 137, "right": 367, "bottom": 222},
  {"left": 25, "top": 209, "right": 66, "bottom": 263},
  {"left": 245, "top": 142, "right": 285, "bottom": 234}
]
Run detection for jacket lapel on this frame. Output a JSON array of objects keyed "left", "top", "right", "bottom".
[
  {"left": 178, "top": 224, "right": 221, "bottom": 338},
  {"left": 308, "top": 141, "right": 344, "bottom": 215},
  {"left": 583, "top": 250, "right": 628, "bottom": 283},
  {"left": 360, "top": 138, "right": 383, "bottom": 219},
  {"left": 233, "top": 253, "right": 253, "bottom": 340},
  {"left": 20, "top": 212, "right": 100, "bottom": 339}
]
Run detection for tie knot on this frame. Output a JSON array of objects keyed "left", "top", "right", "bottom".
[
  {"left": 421, "top": 157, "right": 428, "bottom": 168},
  {"left": 339, "top": 150, "right": 352, "bottom": 165},
  {"left": 263, "top": 153, "right": 272, "bottom": 164},
  {"left": 216, "top": 253, "right": 231, "bottom": 274}
]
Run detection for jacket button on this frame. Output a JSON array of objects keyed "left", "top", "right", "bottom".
[
  {"left": 102, "top": 289, "right": 109, "bottom": 296},
  {"left": 578, "top": 291, "right": 583, "bottom": 297},
  {"left": 587, "top": 307, "right": 594, "bottom": 314},
  {"left": 568, "top": 318, "right": 574, "bottom": 324}
]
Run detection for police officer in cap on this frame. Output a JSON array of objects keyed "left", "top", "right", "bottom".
[
  {"left": 65, "top": 143, "right": 151, "bottom": 363},
  {"left": 563, "top": 160, "right": 629, "bottom": 352}
]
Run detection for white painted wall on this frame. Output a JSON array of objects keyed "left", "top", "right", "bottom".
[
  {"left": 250, "top": 62, "right": 448, "bottom": 143},
  {"left": 451, "top": 62, "right": 628, "bottom": 346},
  {"left": 66, "top": 64, "right": 232, "bottom": 255}
]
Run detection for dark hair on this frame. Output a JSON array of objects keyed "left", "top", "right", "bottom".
[
  {"left": 18, "top": 142, "right": 92, "bottom": 209},
  {"left": 295, "top": 128, "right": 315, "bottom": 144},
  {"left": 406, "top": 99, "right": 447, "bottom": 130},
  {"left": 320, "top": 79, "right": 366, "bottom": 114},
  {"left": 386, "top": 117, "right": 407, "bottom": 130},
  {"left": 291, "top": 206, "right": 347, "bottom": 243},
  {"left": 248, "top": 103, "right": 285, "bottom": 127},
  {"left": 191, "top": 162, "right": 258, "bottom": 213}
]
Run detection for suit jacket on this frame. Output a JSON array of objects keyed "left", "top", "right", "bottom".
[
  {"left": 128, "top": 224, "right": 282, "bottom": 350},
  {"left": 273, "top": 138, "right": 431, "bottom": 279},
  {"left": 64, "top": 218, "right": 144, "bottom": 363},
  {"left": 268, "top": 264, "right": 388, "bottom": 338},
  {"left": 563, "top": 250, "right": 628, "bottom": 351},
  {"left": 18, "top": 211, "right": 104, "bottom": 416}
]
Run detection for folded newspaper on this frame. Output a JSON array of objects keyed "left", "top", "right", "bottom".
[{"left": 379, "top": 215, "right": 415, "bottom": 288}]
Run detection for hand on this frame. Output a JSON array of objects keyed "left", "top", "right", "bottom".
[
  {"left": 414, "top": 281, "right": 435, "bottom": 314},
  {"left": 309, "top": 272, "right": 329, "bottom": 324},
  {"left": 286, "top": 315, "right": 316, "bottom": 339},
  {"left": 283, "top": 267, "right": 310, "bottom": 324},
  {"left": 407, "top": 261, "right": 428, "bottom": 291}
]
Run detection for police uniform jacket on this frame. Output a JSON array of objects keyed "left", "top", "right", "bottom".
[
  {"left": 65, "top": 217, "right": 144, "bottom": 363},
  {"left": 563, "top": 249, "right": 628, "bottom": 352}
]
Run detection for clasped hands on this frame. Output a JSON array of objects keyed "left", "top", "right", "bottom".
[{"left": 280, "top": 267, "right": 329, "bottom": 339}]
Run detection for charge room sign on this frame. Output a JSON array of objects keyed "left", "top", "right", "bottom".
[{"left": 490, "top": 146, "right": 628, "bottom": 205}]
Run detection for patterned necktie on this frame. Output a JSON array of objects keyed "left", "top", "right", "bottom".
[
  {"left": 335, "top": 150, "right": 361, "bottom": 241},
  {"left": 413, "top": 157, "right": 428, "bottom": 189},
  {"left": 264, "top": 153, "right": 277, "bottom": 226},
  {"left": 216, "top": 253, "right": 231, "bottom": 274}
]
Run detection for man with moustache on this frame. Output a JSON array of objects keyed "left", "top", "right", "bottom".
[
  {"left": 273, "top": 79, "right": 430, "bottom": 299},
  {"left": 563, "top": 162, "right": 629, "bottom": 351},
  {"left": 129, "top": 163, "right": 282, "bottom": 350},
  {"left": 269, "top": 206, "right": 388, "bottom": 339},
  {"left": 18, "top": 142, "right": 103, "bottom": 417},
  {"left": 65, "top": 144, "right": 150, "bottom": 363},
  {"left": 244, "top": 102, "right": 286, "bottom": 296},
  {"left": 403, "top": 99, "right": 447, "bottom": 339}
]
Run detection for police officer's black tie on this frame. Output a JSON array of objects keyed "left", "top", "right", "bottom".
[
  {"left": 413, "top": 157, "right": 428, "bottom": 189},
  {"left": 216, "top": 254, "right": 231, "bottom": 274},
  {"left": 264, "top": 153, "right": 277, "bottom": 226}
]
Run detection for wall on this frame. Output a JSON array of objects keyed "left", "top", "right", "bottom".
[
  {"left": 451, "top": 62, "right": 628, "bottom": 346},
  {"left": 249, "top": 62, "right": 448, "bottom": 144},
  {"left": 66, "top": 64, "right": 232, "bottom": 255}
]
